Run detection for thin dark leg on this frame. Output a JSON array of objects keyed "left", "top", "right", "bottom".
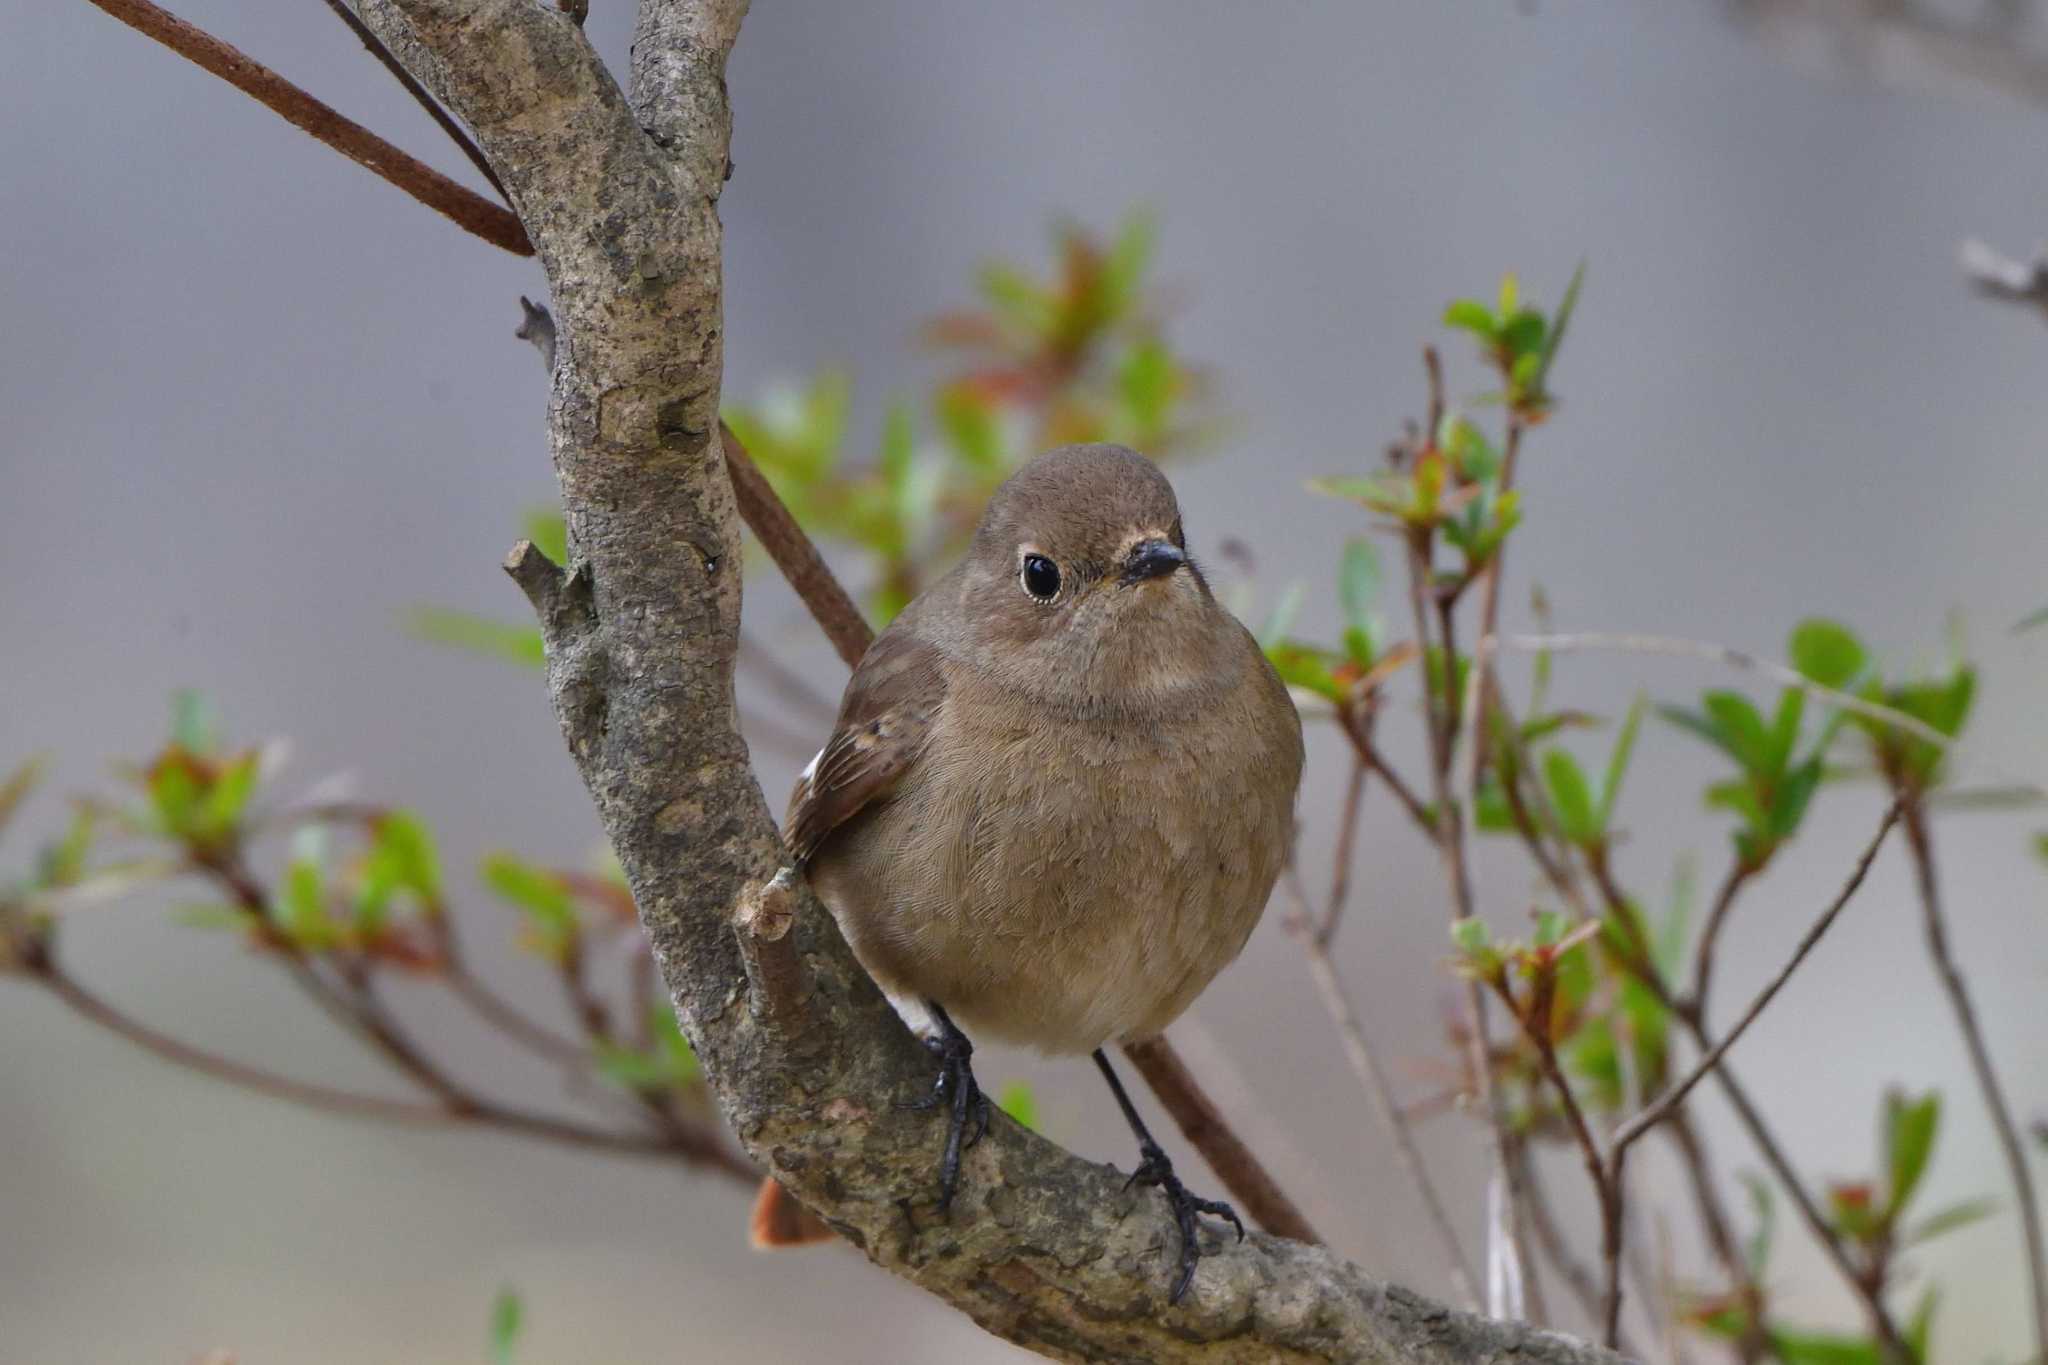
[
  {"left": 1092, "top": 1048, "right": 1244, "bottom": 1304},
  {"left": 908, "top": 1001, "right": 989, "bottom": 1213}
]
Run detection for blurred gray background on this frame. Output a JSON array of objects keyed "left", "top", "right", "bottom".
[{"left": 5, "top": 1, "right": 2047, "bottom": 1360}]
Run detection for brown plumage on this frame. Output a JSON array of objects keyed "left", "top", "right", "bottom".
[{"left": 763, "top": 444, "right": 1304, "bottom": 1299}]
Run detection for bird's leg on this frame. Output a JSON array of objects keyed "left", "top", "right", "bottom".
[
  {"left": 907, "top": 1000, "right": 989, "bottom": 1213},
  {"left": 1092, "top": 1048, "right": 1244, "bottom": 1304}
]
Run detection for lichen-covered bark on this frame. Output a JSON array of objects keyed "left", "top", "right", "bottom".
[{"left": 361, "top": 2, "right": 1629, "bottom": 1359}]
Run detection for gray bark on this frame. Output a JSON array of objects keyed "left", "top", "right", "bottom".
[{"left": 358, "top": 2, "right": 1629, "bottom": 1359}]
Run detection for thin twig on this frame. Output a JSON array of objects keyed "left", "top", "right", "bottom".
[
  {"left": 1615, "top": 805, "right": 1900, "bottom": 1153},
  {"left": 1685, "top": 860, "right": 1756, "bottom": 1027},
  {"left": 82, "top": 0, "right": 531, "bottom": 255},
  {"left": 34, "top": 958, "right": 740, "bottom": 1166},
  {"left": 315, "top": 0, "right": 508, "bottom": 200},
  {"left": 1491, "top": 971, "right": 1624, "bottom": 1342},
  {"left": 1899, "top": 796, "right": 2048, "bottom": 1358},
  {"left": 1402, "top": 512, "right": 1528, "bottom": 1318},
  {"left": 1318, "top": 756, "right": 1369, "bottom": 944},
  {"left": 1281, "top": 868, "right": 1478, "bottom": 1307}
]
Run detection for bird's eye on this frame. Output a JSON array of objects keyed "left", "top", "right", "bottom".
[{"left": 1020, "top": 553, "right": 1062, "bottom": 602}]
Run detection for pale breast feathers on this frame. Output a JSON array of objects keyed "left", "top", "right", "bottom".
[{"left": 784, "top": 625, "right": 946, "bottom": 866}]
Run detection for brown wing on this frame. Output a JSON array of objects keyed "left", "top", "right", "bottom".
[{"left": 784, "top": 622, "right": 945, "bottom": 866}]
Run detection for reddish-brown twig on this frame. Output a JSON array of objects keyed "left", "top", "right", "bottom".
[{"left": 81, "top": 0, "right": 531, "bottom": 255}]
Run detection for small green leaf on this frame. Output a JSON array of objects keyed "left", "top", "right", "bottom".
[
  {"left": 998, "top": 1081, "right": 1039, "bottom": 1132},
  {"left": 193, "top": 751, "right": 260, "bottom": 840},
  {"left": 1450, "top": 917, "right": 1492, "bottom": 955},
  {"left": 172, "top": 690, "right": 217, "bottom": 756},
  {"left": 0, "top": 757, "right": 45, "bottom": 845},
  {"left": 1531, "top": 260, "right": 1586, "bottom": 393},
  {"left": 1882, "top": 1089, "right": 1940, "bottom": 1218},
  {"left": 1443, "top": 299, "right": 1496, "bottom": 337},
  {"left": 1542, "top": 749, "right": 1597, "bottom": 844},
  {"left": 1595, "top": 693, "right": 1645, "bottom": 834},
  {"left": 489, "top": 1286, "right": 524, "bottom": 1365},
  {"left": 1496, "top": 272, "right": 1519, "bottom": 317},
  {"left": 1902, "top": 1196, "right": 1996, "bottom": 1246},
  {"left": 1904, "top": 1286, "right": 1938, "bottom": 1363},
  {"left": 522, "top": 509, "right": 569, "bottom": 568},
  {"left": 1118, "top": 337, "right": 1174, "bottom": 437},
  {"left": 1769, "top": 1328, "right": 1884, "bottom": 1365},
  {"left": 173, "top": 903, "right": 257, "bottom": 932},
  {"left": 1703, "top": 691, "right": 1770, "bottom": 772},
  {"left": 1739, "top": 1171, "right": 1775, "bottom": 1275},
  {"left": 405, "top": 607, "right": 545, "bottom": 669},
  {"left": 1257, "top": 582, "right": 1305, "bottom": 651},
  {"left": 1789, "top": 619, "right": 1867, "bottom": 690},
  {"left": 482, "top": 854, "right": 578, "bottom": 962},
  {"left": 1336, "top": 538, "right": 1381, "bottom": 666}
]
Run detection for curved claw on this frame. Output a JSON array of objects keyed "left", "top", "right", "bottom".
[
  {"left": 909, "top": 1007, "right": 988, "bottom": 1215},
  {"left": 1129, "top": 1140, "right": 1242, "bottom": 1304}
]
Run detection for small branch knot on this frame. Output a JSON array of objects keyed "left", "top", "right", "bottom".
[{"left": 736, "top": 868, "right": 808, "bottom": 1028}]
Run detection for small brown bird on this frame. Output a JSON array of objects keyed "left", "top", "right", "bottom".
[{"left": 765, "top": 443, "right": 1304, "bottom": 1301}]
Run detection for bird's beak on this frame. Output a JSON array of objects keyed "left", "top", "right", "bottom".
[{"left": 1119, "top": 538, "right": 1185, "bottom": 585}]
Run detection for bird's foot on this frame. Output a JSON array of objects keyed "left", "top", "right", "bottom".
[
  {"left": 1127, "top": 1139, "right": 1244, "bottom": 1304},
  {"left": 906, "top": 1008, "right": 989, "bottom": 1213}
]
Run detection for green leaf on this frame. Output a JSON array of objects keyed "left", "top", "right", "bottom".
[
  {"left": 172, "top": 690, "right": 217, "bottom": 756},
  {"left": 1902, "top": 1196, "right": 1996, "bottom": 1246},
  {"left": 935, "top": 385, "right": 1005, "bottom": 473},
  {"left": 0, "top": 757, "right": 44, "bottom": 846},
  {"left": 192, "top": 752, "right": 260, "bottom": 841},
  {"left": 1770, "top": 1329, "right": 1883, "bottom": 1365},
  {"left": 489, "top": 1286, "right": 523, "bottom": 1365},
  {"left": 1336, "top": 538, "right": 1381, "bottom": 666},
  {"left": 978, "top": 261, "right": 1056, "bottom": 338},
  {"left": 1531, "top": 260, "right": 1586, "bottom": 394},
  {"left": 1542, "top": 749, "right": 1597, "bottom": 844},
  {"left": 1904, "top": 1286, "right": 1938, "bottom": 1364},
  {"left": 1257, "top": 582, "right": 1305, "bottom": 651},
  {"left": 405, "top": 607, "right": 545, "bottom": 669},
  {"left": 1595, "top": 693, "right": 1645, "bottom": 834},
  {"left": 1496, "top": 272, "right": 1519, "bottom": 317},
  {"left": 1450, "top": 917, "right": 1492, "bottom": 955},
  {"left": 279, "top": 830, "right": 336, "bottom": 950},
  {"left": 1882, "top": 1089, "right": 1940, "bottom": 1218},
  {"left": 1789, "top": 619, "right": 1867, "bottom": 690},
  {"left": 521, "top": 509, "right": 569, "bottom": 568},
  {"left": 998, "top": 1081, "right": 1039, "bottom": 1132},
  {"left": 357, "top": 810, "right": 441, "bottom": 931},
  {"left": 1103, "top": 209, "right": 1158, "bottom": 315},
  {"left": 1499, "top": 309, "right": 1546, "bottom": 362},
  {"left": 1703, "top": 691, "right": 1770, "bottom": 772},
  {"left": 173, "top": 903, "right": 257, "bottom": 932},
  {"left": 1442, "top": 299, "right": 1496, "bottom": 338},
  {"left": 1765, "top": 687, "right": 1806, "bottom": 774},
  {"left": 1118, "top": 337, "right": 1174, "bottom": 437},
  {"left": 1739, "top": 1171, "right": 1775, "bottom": 1275},
  {"left": 482, "top": 854, "right": 578, "bottom": 962},
  {"left": 2013, "top": 604, "right": 2048, "bottom": 634}
]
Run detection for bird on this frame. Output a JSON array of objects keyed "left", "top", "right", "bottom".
[{"left": 755, "top": 443, "right": 1304, "bottom": 1302}]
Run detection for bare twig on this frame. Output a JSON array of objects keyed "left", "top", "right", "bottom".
[
  {"left": 1684, "top": 860, "right": 1756, "bottom": 1027},
  {"left": 1281, "top": 867, "right": 1478, "bottom": 1307},
  {"left": 1402, "top": 510, "right": 1529, "bottom": 1318},
  {"left": 1616, "top": 805, "right": 1900, "bottom": 1152},
  {"left": 316, "top": 0, "right": 507, "bottom": 200},
  {"left": 80, "top": 0, "right": 531, "bottom": 255},
  {"left": 1490, "top": 971, "right": 1624, "bottom": 1342},
  {"left": 1899, "top": 797, "right": 2048, "bottom": 1358},
  {"left": 34, "top": 956, "right": 748, "bottom": 1169}
]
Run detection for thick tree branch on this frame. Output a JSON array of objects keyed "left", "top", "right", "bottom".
[{"left": 353, "top": 2, "right": 1628, "bottom": 1356}]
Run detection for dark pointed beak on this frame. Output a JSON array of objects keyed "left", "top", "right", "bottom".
[{"left": 1120, "top": 538, "right": 1185, "bottom": 585}]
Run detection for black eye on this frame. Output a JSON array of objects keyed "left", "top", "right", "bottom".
[{"left": 1020, "top": 553, "right": 1061, "bottom": 601}]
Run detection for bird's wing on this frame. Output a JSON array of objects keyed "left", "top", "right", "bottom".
[{"left": 784, "top": 623, "right": 946, "bottom": 865}]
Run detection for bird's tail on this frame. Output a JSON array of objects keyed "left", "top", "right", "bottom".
[{"left": 748, "top": 1176, "right": 836, "bottom": 1249}]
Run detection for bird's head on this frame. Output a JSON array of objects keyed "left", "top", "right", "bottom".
[{"left": 951, "top": 444, "right": 1235, "bottom": 712}]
